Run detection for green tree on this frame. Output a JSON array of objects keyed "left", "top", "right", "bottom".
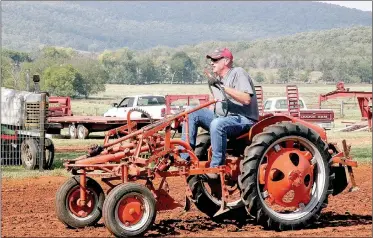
[
  {"left": 98, "top": 48, "right": 138, "bottom": 84},
  {"left": 72, "top": 57, "right": 108, "bottom": 98},
  {"left": 299, "top": 70, "right": 311, "bottom": 83},
  {"left": 278, "top": 67, "right": 294, "bottom": 83},
  {"left": 254, "top": 72, "right": 266, "bottom": 83},
  {"left": 42, "top": 65, "right": 84, "bottom": 97},
  {"left": 136, "top": 55, "right": 159, "bottom": 84},
  {"left": 169, "top": 52, "right": 196, "bottom": 84}
]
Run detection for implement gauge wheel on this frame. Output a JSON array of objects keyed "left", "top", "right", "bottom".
[
  {"left": 238, "top": 122, "right": 334, "bottom": 230},
  {"left": 55, "top": 176, "right": 105, "bottom": 228},
  {"left": 103, "top": 183, "right": 156, "bottom": 237}
]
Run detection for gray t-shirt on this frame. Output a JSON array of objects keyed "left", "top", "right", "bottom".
[{"left": 211, "top": 67, "right": 259, "bottom": 121}]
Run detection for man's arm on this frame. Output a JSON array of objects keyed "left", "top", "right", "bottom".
[{"left": 223, "top": 86, "right": 251, "bottom": 105}]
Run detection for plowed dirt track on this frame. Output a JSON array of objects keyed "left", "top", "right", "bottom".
[{"left": 1, "top": 164, "right": 371, "bottom": 237}]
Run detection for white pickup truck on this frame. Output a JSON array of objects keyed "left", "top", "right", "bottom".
[
  {"left": 263, "top": 97, "right": 335, "bottom": 130},
  {"left": 103, "top": 95, "right": 167, "bottom": 120}
]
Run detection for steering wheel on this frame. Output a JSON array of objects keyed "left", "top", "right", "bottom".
[
  {"left": 205, "top": 68, "right": 229, "bottom": 117},
  {"left": 210, "top": 83, "right": 229, "bottom": 117}
]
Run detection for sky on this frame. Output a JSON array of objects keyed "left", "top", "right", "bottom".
[{"left": 317, "top": 1, "right": 372, "bottom": 12}]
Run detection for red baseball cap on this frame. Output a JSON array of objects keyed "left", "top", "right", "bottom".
[{"left": 206, "top": 48, "right": 233, "bottom": 61}]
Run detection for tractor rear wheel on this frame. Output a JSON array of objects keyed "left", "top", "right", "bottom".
[
  {"left": 238, "top": 122, "right": 334, "bottom": 230},
  {"left": 55, "top": 176, "right": 105, "bottom": 228},
  {"left": 103, "top": 183, "right": 156, "bottom": 237},
  {"left": 188, "top": 133, "right": 245, "bottom": 218}
]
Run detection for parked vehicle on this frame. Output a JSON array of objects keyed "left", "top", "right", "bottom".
[
  {"left": 263, "top": 97, "right": 335, "bottom": 129},
  {"left": 46, "top": 94, "right": 209, "bottom": 139},
  {"left": 103, "top": 95, "right": 167, "bottom": 120}
]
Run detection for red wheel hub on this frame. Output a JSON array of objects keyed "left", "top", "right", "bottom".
[
  {"left": 68, "top": 188, "right": 95, "bottom": 217},
  {"left": 263, "top": 148, "right": 314, "bottom": 207},
  {"left": 118, "top": 196, "right": 144, "bottom": 226}
]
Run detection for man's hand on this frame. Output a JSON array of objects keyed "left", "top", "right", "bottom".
[
  {"left": 204, "top": 68, "right": 222, "bottom": 88},
  {"left": 208, "top": 77, "right": 222, "bottom": 87}
]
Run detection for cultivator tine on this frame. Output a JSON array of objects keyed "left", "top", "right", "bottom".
[
  {"left": 214, "top": 201, "right": 230, "bottom": 217},
  {"left": 342, "top": 140, "right": 359, "bottom": 192},
  {"left": 184, "top": 196, "right": 192, "bottom": 211},
  {"left": 213, "top": 169, "right": 230, "bottom": 217}
]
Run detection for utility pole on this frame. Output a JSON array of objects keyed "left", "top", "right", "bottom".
[{"left": 26, "top": 69, "right": 30, "bottom": 91}]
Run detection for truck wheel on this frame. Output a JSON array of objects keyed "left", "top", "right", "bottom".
[
  {"left": 103, "top": 183, "right": 156, "bottom": 237},
  {"left": 20, "top": 139, "right": 39, "bottom": 170},
  {"left": 77, "top": 124, "right": 89, "bottom": 139},
  {"left": 69, "top": 124, "right": 77, "bottom": 139},
  {"left": 238, "top": 122, "right": 334, "bottom": 230},
  {"left": 188, "top": 133, "right": 245, "bottom": 218},
  {"left": 56, "top": 176, "right": 105, "bottom": 228},
  {"left": 43, "top": 138, "right": 55, "bottom": 169}
]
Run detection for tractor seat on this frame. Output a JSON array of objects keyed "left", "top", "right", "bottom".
[{"left": 234, "top": 113, "right": 274, "bottom": 142}]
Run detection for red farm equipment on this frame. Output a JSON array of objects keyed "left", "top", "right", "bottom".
[
  {"left": 55, "top": 85, "right": 358, "bottom": 237},
  {"left": 318, "top": 82, "right": 372, "bottom": 131}
]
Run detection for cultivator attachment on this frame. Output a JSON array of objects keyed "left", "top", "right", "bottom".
[{"left": 329, "top": 139, "right": 359, "bottom": 193}]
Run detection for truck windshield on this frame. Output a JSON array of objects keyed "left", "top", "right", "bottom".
[
  {"left": 276, "top": 99, "right": 305, "bottom": 109},
  {"left": 137, "top": 96, "right": 165, "bottom": 106},
  {"left": 264, "top": 100, "right": 272, "bottom": 110}
]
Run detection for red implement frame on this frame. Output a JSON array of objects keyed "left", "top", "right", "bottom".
[
  {"left": 286, "top": 85, "right": 300, "bottom": 118},
  {"left": 318, "top": 82, "right": 372, "bottom": 130},
  {"left": 165, "top": 94, "right": 210, "bottom": 115},
  {"left": 255, "top": 86, "right": 264, "bottom": 115},
  {"left": 64, "top": 99, "right": 240, "bottom": 215}
]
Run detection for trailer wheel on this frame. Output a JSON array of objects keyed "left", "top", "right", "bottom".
[
  {"left": 238, "top": 122, "right": 334, "bottom": 230},
  {"left": 103, "top": 183, "right": 156, "bottom": 237},
  {"left": 20, "top": 138, "right": 39, "bottom": 170},
  {"left": 69, "top": 124, "right": 77, "bottom": 139},
  {"left": 43, "top": 138, "right": 55, "bottom": 169},
  {"left": 56, "top": 176, "right": 105, "bottom": 228},
  {"left": 77, "top": 124, "right": 89, "bottom": 139},
  {"left": 188, "top": 133, "right": 245, "bottom": 218}
]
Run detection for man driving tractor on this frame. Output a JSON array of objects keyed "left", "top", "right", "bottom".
[{"left": 181, "top": 47, "right": 259, "bottom": 180}]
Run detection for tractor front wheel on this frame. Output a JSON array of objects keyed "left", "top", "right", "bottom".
[
  {"left": 20, "top": 138, "right": 38, "bottom": 170},
  {"left": 238, "top": 122, "right": 334, "bottom": 230},
  {"left": 103, "top": 183, "right": 156, "bottom": 237},
  {"left": 55, "top": 176, "right": 105, "bottom": 228}
]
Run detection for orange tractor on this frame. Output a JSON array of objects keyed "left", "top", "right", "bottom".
[{"left": 56, "top": 85, "right": 358, "bottom": 237}]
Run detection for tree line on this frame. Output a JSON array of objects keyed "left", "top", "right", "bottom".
[{"left": 1, "top": 26, "right": 371, "bottom": 98}]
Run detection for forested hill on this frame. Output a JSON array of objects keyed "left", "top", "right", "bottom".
[{"left": 2, "top": 1, "right": 372, "bottom": 52}]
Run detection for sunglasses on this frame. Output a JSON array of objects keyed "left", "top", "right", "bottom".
[{"left": 210, "top": 57, "right": 224, "bottom": 62}]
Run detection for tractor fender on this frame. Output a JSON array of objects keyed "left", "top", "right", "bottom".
[{"left": 239, "top": 114, "right": 327, "bottom": 142}]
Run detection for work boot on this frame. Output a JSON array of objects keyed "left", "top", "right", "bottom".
[{"left": 201, "top": 173, "right": 220, "bottom": 181}]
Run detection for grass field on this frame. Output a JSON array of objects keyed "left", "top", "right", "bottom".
[{"left": 1, "top": 83, "right": 371, "bottom": 178}]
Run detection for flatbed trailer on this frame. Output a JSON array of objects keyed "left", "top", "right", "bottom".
[
  {"left": 46, "top": 94, "right": 210, "bottom": 139},
  {"left": 47, "top": 116, "right": 153, "bottom": 139}
]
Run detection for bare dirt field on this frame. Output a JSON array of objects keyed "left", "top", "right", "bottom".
[{"left": 1, "top": 164, "right": 372, "bottom": 237}]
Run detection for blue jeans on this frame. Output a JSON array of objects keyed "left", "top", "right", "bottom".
[{"left": 180, "top": 108, "right": 255, "bottom": 167}]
